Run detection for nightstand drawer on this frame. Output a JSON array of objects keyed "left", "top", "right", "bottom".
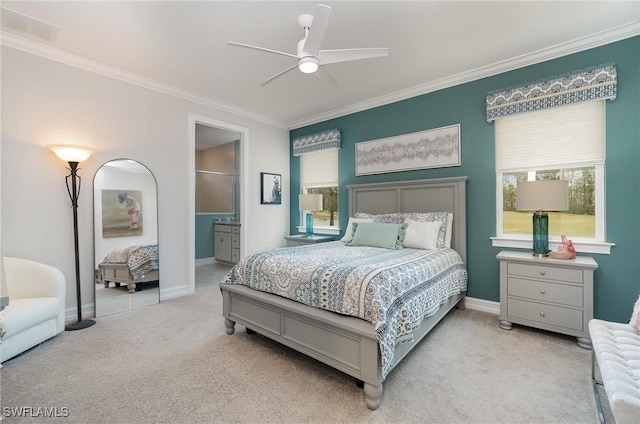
[
  {"left": 507, "top": 298, "right": 583, "bottom": 331},
  {"left": 507, "top": 262, "right": 583, "bottom": 284},
  {"left": 507, "top": 278, "right": 583, "bottom": 307}
]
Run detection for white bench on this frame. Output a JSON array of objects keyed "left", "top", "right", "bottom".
[{"left": 589, "top": 319, "right": 640, "bottom": 423}]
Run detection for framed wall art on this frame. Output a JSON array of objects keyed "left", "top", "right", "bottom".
[
  {"left": 355, "top": 124, "right": 461, "bottom": 176},
  {"left": 260, "top": 172, "right": 282, "bottom": 205},
  {"left": 101, "top": 190, "right": 143, "bottom": 237}
]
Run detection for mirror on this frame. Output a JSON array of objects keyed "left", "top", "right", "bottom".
[{"left": 93, "top": 159, "right": 159, "bottom": 317}]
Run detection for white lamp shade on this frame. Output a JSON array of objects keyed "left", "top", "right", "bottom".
[
  {"left": 516, "top": 180, "right": 569, "bottom": 211},
  {"left": 299, "top": 193, "right": 323, "bottom": 211},
  {"left": 48, "top": 144, "right": 95, "bottom": 163}
]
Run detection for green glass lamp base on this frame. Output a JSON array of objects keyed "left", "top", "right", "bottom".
[
  {"left": 532, "top": 211, "right": 549, "bottom": 256},
  {"left": 305, "top": 213, "right": 314, "bottom": 236}
]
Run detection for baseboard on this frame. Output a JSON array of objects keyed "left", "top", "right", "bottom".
[
  {"left": 66, "top": 304, "right": 95, "bottom": 321},
  {"left": 72, "top": 290, "right": 498, "bottom": 320},
  {"left": 464, "top": 296, "right": 500, "bottom": 315},
  {"left": 68, "top": 287, "right": 190, "bottom": 320},
  {"left": 160, "top": 285, "right": 190, "bottom": 301},
  {"left": 195, "top": 257, "right": 215, "bottom": 266}
]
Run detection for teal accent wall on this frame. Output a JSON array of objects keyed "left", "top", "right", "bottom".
[{"left": 290, "top": 36, "right": 640, "bottom": 323}]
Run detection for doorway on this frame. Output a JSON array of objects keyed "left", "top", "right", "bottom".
[{"left": 188, "top": 114, "right": 249, "bottom": 294}]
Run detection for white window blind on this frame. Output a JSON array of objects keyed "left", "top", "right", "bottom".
[
  {"left": 495, "top": 100, "right": 604, "bottom": 171},
  {"left": 300, "top": 148, "right": 338, "bottom": 186}
]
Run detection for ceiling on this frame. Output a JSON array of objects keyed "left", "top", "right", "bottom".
[{"left": 1, "top": 1, "right": 639, "bottom": 129}]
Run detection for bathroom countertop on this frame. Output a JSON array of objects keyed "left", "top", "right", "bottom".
[{"left": 214, "top": 220, "right": 241, "bottom": 226}]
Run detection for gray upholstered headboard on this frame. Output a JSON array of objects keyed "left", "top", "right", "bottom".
[{"left": 347, "top": 177, "right": 467, "bottom": 264}]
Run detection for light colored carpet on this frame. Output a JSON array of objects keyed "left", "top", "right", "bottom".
[
  {"left": 0, "top": 264, "right": 608, "bottom": 423},
  {"left": 95, "top": 281, "right": 160, "bottom": 317}
]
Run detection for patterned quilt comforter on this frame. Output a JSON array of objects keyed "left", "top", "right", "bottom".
[
  {"left": 102, "top": 244, "right": 159, "bottom": 280},
  {"left": 221, "top": 241, "right": 467, "bottom": 377}
]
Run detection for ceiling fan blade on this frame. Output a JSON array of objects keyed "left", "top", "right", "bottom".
[
  {"left": 260, "top": 64, "right": 299, "bottom": 86},
  {"left": 318, "top": 48, "right": 389, "bottom": 65},
  {"left": 315, "top": 66, "right": 338, "bottom": 88},
  {"left": 301, "top": 4, "right": 331, "bottom": 56},
  {"left": 228, "top": 41, "right": 298, "bottom": 59}
]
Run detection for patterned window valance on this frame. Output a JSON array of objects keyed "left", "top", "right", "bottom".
[
  {"left": 486, "top": 63, "right": 617, "bottom": 122},
  {"left": 292, "top": 129, "right": 341, "bottom": 156}
]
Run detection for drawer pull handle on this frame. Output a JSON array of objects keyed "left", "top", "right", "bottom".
[
  {"left": 539, "top": 270, "right": 546, "bottom": 276},
  {"left": 540, "top": 289, "right": 546, "bottom": 295},
  {"left": 540, "top": 311, "right": 546, "bottom": 317}
]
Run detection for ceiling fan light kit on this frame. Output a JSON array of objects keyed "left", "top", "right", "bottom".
[
  {"left": 298, "top": 57, "right": 319, "bottom": 73},
  {"left": 228, "top": 4, "right": 389, "bottom": 86}
]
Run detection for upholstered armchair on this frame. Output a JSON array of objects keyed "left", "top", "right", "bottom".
[{"left": 0, "top": 257, "right": 66, "bottom": 363}]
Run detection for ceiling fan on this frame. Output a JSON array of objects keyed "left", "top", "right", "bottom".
[{"left": 228, "top": 4, "right": 389, "bottom": 86}]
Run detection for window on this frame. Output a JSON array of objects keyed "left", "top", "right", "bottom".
[
  {"left": 303, "top": 186, "right": 338, "bottom": 227},
  {"left": 487, "top": 63, "right": 616, "bottom": 253},
  {"left": 299, "top": 148, "right": 339, "bottom": 234},
  {"left": 493, "top": 101, "right": 609, "bottom": 253},
  {"left": 501, "top": 166, "right": 600, "bottom": 238},
  {"left": 293, "top": 129, "right": 341, "bottom": 235}
]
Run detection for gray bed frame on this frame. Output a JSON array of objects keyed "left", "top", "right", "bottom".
[
  {"left": 98, "top": 262, "right": 159, "bottom": 293},
  {"left": 220, "top": 176, "right": 467, "bottom": 409}
]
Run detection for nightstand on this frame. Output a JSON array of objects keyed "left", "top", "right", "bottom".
[
  {"left": 285, "top": 234, "right": 334, "bottom": 247},
  {"left": 497, "top": 250, "right": 598, "bottom": 349}
]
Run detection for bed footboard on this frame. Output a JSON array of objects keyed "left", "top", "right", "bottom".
[
  {"left": 220, "top": 283, "right": 464, "bottom": 410},
  {"left": 99, "top": 263, "right": 158, "bottom": 293},
  {"left": 221, "top": 283, "right": 383, "bottom": 408}
]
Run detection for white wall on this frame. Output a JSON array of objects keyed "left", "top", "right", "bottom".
[{"left": 1, "top": 46, "right": 290, "bottom": 317}]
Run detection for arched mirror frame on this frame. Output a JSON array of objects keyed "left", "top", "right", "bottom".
[{"left": 93, "top": 159, "right": 159, "bottom": 317}]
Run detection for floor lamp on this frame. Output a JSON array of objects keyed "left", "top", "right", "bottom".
[
  {"left": 49, "top": 144, "right": 97, "bottom": 331},
  {"left": 299, "top": 194, "right": 323, "bottom": 236},
  {"left": 516, "top": 180, "right": 569, "bottom": 257}
]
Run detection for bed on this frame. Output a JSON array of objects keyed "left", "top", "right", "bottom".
[
  {"left": 98, "top": 244, "right": 159, "bottom": 293},
  {"left": 220, "top": 177, "right": 467, "bottom": 409}
]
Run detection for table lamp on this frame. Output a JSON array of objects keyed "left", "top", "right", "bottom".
[
  {"left": 299, "top": 194, "right": 323, "bottom": 236},
  {"left": 516, "top": 180, "right": 568, "bottom": 256}
]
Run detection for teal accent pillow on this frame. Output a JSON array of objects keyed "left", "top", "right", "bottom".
[{"left": 347, "top": 222, "right": 406, "bottom": 249}]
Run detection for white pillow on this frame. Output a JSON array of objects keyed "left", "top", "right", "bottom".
[
  {"left": 445, "top": 213, "right": 453, "bottom": 248},
  {"left": 340, "top": 217, "right": 373, "bottom": 242},
  {"left": 402, "top": 219, "right": 442, "bottom": 250}
]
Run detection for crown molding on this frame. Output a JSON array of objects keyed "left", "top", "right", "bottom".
[
  {"left": 2, "top": 20, "right": 638, "bottom": 132},
  {"left": 288, "top": 21, "right": 640, "bottom": 129},
  {"left": 0, "top": 30, "right": 289, "bottom": 129}
]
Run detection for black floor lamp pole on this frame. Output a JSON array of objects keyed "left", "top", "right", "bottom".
[{"left": 65, "top": 161, "right": 95, "bottom": 331}]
